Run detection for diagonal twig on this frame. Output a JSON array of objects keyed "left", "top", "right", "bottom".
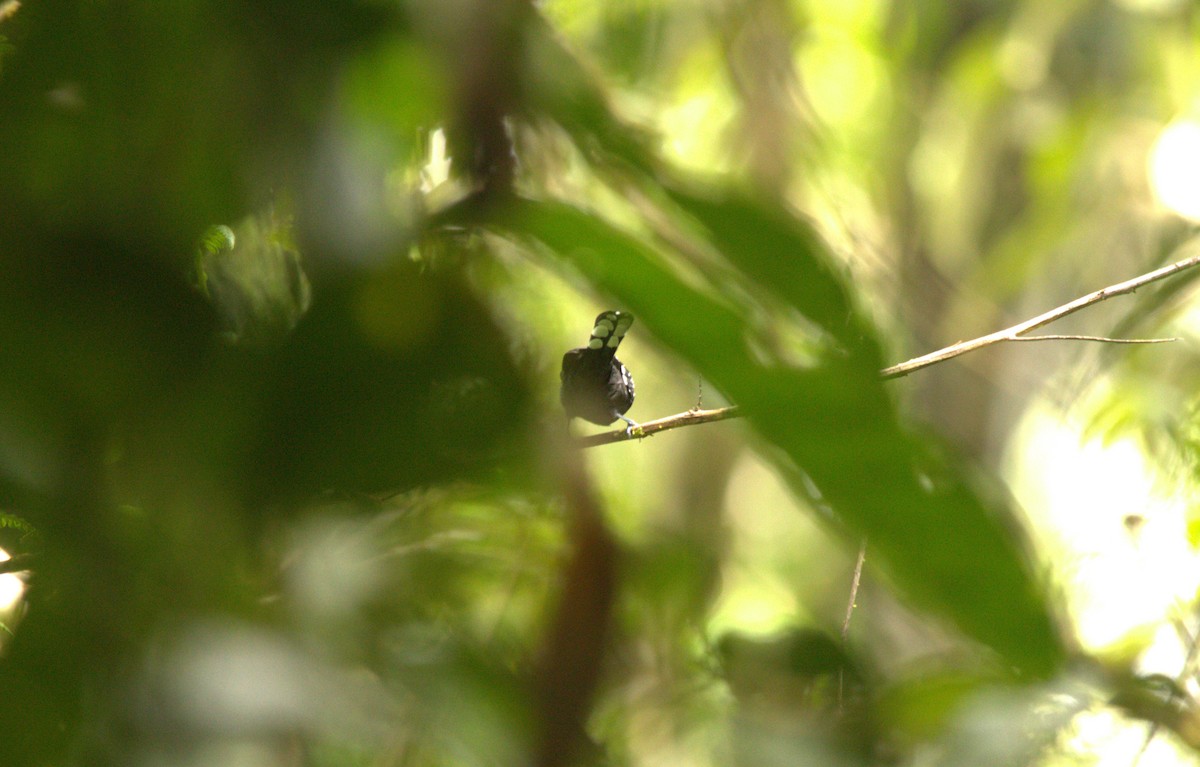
[
  {"left": 575, "top": 407, "right": 739, "bottom": 448},
  {"left": 1007, "top": 334, "right": 1176, "bottom": 344},
  {"left": 880, "top": 254, "right": 1200, "bottom": 379},
  {"left": 579, "top": 254, "right": 1200, "bottom": 447},
  {"left": 837, "top": 539, "right": 868, "bottom": 711}
]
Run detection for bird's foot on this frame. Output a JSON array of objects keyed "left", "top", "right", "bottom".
[{"left": 618, "top": 414, "right": 643, "bottom": 438}]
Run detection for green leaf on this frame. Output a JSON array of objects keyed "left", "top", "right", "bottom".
[
  {"left": 494, "top": 196, "right": 1063, "bottom": 677},
  {"left": 197, "top": 224, "right": 237, "bottom": 259},
  {"left": 664, "top": 187, "right": 877, "bottom": 357},
  {"left": 0, "top": 511, "right": 37, "bottom": 541}
]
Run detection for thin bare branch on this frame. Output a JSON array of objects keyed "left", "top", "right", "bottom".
[
  {"left": 838, "top": 539, "right": 868, "bottom": 711},
  {"left": 578, "top": 254, "right": 1200, "bottom": 447},
  {"left": 881, "top": 254, "right": 1200, "bottom": 379},
  {"left": 1008, "top": 334, "right": 1178, "bottom": 344},
  {"left": 575, "top": 407, "right": 740, "bottom": 447},
  {"left": 841, "top": 541, "right": 867, "bottom": 641}
]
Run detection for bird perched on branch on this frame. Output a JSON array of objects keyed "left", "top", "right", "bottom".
[{"left": 560, "top": 310, "right": 638, "bottom": 433}]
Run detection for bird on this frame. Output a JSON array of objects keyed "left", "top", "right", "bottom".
[{"left": 560, "top": 310, "right": 638, "bottom": 432}]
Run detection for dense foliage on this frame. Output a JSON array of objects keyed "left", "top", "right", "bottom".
[{"left": 1, "top": 1, "right": 1198, "bottom": 765}]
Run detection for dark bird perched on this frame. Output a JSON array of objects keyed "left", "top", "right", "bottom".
[{"left": 560, "top": 310, "right": 638, "bottom": 432}]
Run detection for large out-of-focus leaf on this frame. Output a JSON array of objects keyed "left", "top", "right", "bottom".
[
  {"left": 0, "top": 0, "right": 397, "bottom": 257},
  {"left": 664, "top": 188, "right": 879, "bottom": 357},
  {"left": 490, "top": 196, "right": 1063, "bottom": 677},
  {"left": 197, "top": 214, "right": 311, "bottom": 345},
  {"left": 521, "top": 20, "right": 872, "bottom": 354},
  {"left": 505, "top": 13, "right": 1064, "bottom": 674},
  {"left": 521, "top": 14, "right": 662, "bottom": 175},
  {"left": 238, "top": 259, "right": 534, "bottom": 506}
]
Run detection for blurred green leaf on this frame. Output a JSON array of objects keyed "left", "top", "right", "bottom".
[
  {"left": 880, "top": 670, "right": 996, "bottom": 743},
  {"left": 7, "top": 0, "right": 1191, "bottom": 763},
  {"left": 491, "top": 196, "right": 1063, "bottom": 677},
  {"left": 197, "top": 213, "right": 311, "bottom": 345},
  {"left": 665, "top": 187, "right": 877, "bottom": 356},
  {"left": 239, "top": 258, "right": 534, "bottom": 504}
]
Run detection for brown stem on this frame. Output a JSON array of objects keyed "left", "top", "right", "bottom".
[{"left": 580, "top": 254, "right": 1200, "bottom": 446}]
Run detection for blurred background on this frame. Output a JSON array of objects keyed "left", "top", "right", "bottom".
[{"left": 1, "top": 0, "right": 1200, "bottom": 765}]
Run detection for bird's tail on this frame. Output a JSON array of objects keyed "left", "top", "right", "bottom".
[{"left": 585, "top": 311, "right": 634, "bottom": 356}]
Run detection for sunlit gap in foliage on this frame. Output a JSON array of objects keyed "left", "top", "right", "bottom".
[
  {"left": 1008, "top": 402, "right": 1200, "bottom": 766},
  {"left": 420, "top": 126, "right": 451, "bottom": 193},
  {"left": 1112, "top": 0, "right": 1191, "bottom": 12},
  {"left": 0, "top": 549, "right": 24, "bottom": 613},
  {"left": 1008, "top": 400, "right": 1199, "bottom": 655},
  {"left": 1058, "top": 707, "right": 1198, "bottom": 767},
  {"left": 1149, "top": 118, "right": 1200, "bottom": 222}
]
